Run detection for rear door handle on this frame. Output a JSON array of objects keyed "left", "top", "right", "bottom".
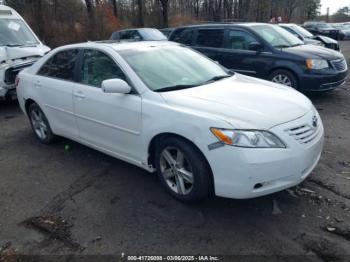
[{"left": 74, "top": 91, "right": 86, "bottom": 99}]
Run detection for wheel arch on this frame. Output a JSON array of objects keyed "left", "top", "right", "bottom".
[
  {"left": 147, "top": 132, "right": 215, "bottom": 195},
  {"left": 268, "top": 67, "right": 300, "bottom": 89},
  {"left": 24, "top": 98, "right": 37, "bottom": 115}
]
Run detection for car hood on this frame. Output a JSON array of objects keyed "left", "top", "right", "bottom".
[
  {"left": 313, "top": 35, "right": 338, "bottom": 44},
  {"left": 160, "top": 74, "right": 313, "bottom": 130},
  {"left": 282, "top": 44, "right": 343, "bottom": 60},
  {"left": 303, "top": 38, "right": 321, "bottom": 45},
  {"left": 0, "top": 45, "right": 50, "bottom": 64}
]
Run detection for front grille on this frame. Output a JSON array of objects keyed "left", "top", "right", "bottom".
[
  {"left": 328, "top": 43, "right": 340, "bottom": 51},
  {"left": 4, "top": 62, "right": 34, "bottom": 85},
  {"left": 330, "top": 58, "right": 347, "bottom": 72},
  {"left": 286, "top": 123, "right": 321, "bottom": 145}
]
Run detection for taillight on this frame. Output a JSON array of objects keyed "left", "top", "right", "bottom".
[{"left": 15, "top": 76, "right": 20, "bottom": 88}]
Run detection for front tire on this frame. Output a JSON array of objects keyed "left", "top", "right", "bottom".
[
  {"left": 268, "top": 69, "right": 298, "bottom": 89},
  {"left": 28, "top": 103, "right": 56, "bottom": 144},
  {"left": 155, "top": 137, "right": 212, "bottom": 203}
]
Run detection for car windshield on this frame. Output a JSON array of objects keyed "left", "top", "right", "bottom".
[
  {"left": 252, "top": 25, "right": 304, "bottom": 48},
  {"left": 317, "top": 23, "right": 334, "bottom": 29},
  {"left": 119, "top": 45, "right": 231, "bottom": 92},
  {"left": 333, "top": 24, "right": 350, "bottom": 30},
  {"left": 139, "top": 29, "right": 167, "bottom": 41},
  {"left": 290, "top": 25, "right": 314, "bottom": 38},
  {"left": 0, "top": 19, "right": 39, "bottom": 46}
]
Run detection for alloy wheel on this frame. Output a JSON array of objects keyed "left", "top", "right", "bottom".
[
  {"left": 30, "top": 108, "right": 48, "bottom": 140},
  {"left": 271, "top": 74, "right": 292, "bottom": 87},
  {"left": 159, "top": 146, "right": 194, "bottom": 195}
]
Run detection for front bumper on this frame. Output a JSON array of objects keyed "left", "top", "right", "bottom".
[
  {"left": 0, "top": 84, "right": 16, "bottom": 99},
  {"left": 205, "top": 110, "right": 324, "bottom": 199},
  {"left": 0, "top": 61, "right": 36, "bottom": 98},
  {"left": 299, "top": 69, "right": 348, "bottom": 92}
]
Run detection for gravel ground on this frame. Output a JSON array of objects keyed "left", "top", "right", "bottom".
[{"left": 0, "top": 42, "right": 350, "bottom": 262}]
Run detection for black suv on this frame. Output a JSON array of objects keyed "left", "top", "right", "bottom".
[
  {"left": 169, "top": 23, "right": 348, "bottom": 92},
  {"left": 303, "top": 22, "right": 340, "bottom": 40}
]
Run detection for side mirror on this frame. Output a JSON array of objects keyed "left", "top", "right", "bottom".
[
  {"left": 249, "top": 42, "right": 263, "bottom": 52},
  {"left": 102, "top": 79, "right": 131, "bottom": 94}
]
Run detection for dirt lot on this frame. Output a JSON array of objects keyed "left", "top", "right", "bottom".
[{"left": 1, "top": 43, "right": 350, "bottom": 262}]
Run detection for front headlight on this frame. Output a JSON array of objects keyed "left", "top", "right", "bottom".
[
  {"left": 210, "top": 128, "right": 286, "bottom": 148},
  {"left": 0, "top": 62, "right": 9, "bottom": 70},
  {"left": 306, "top": 59, "right": 329, "bottom": 70}
]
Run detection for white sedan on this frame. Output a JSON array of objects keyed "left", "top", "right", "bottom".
[{"left": 16, "top": 41, "right": 324, "bottom": 203}]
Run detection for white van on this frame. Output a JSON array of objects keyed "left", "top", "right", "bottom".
[{"left": 0, "top": 5, "right": 50, "bottom": 100}]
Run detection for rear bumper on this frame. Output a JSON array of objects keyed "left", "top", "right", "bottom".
[{"left": 299, "top": 70, "right": 348, "bottom": 91}]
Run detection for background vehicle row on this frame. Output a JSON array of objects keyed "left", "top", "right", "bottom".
[{"left": 169, "top": 23, "right": 348, "bottom": 92}]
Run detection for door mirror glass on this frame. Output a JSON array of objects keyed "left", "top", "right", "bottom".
[
  {"left": 102, "top": 79, "right": 131, "bottom": 94},
  {"left": 249, "top": 42, "right": 263, "bottom": 52}
]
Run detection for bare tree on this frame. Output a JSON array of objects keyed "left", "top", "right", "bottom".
[{"left": 159, "top": 0, "right": 169, "bottom": 27}]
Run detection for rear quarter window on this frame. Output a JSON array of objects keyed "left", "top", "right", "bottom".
[{"left": 38, "top": 49, "right": 79, "bottom": 81}]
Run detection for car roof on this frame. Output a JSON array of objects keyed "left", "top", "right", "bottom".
[
  {"left": 0, "top": 5, "right": 22, "bottom": 19},
  {"left": 54, "top": 41, "right": 179, "bottom": 52},
  {"left": 115, "top": 28, "right": 160, "bottom": 33},
  {"left": 278, "top": 23, "right": 298, "bottom": 27},
  {"left": 0, "top": 4, "right": 13, "bottom": 11},
  {"left": 174, "top": 22, "right": 269, "bottom": 29}
]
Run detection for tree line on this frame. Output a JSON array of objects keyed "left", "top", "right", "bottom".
[{"left": 4, "top": 0, "right": 323, "bottom": 47}]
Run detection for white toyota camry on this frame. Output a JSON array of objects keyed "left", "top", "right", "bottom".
[{"left": 16, "top": 41, "right": 324, "bottom": 203}]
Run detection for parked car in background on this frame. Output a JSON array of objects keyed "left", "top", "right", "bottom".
[
  {"left": 303, "top": 22, "right": 340, "bottom": 40},
  {"left": 16, "top": 41, "right": 324, "bottom": 202},
  {"left": 279, "top": 23, "right": 340, "bottom": 51},
  {"left": 0, "top": 4, "right": 50, "bottom": 100},
  {"left": 160, "top": 28, "right": 174, "bottom": 39},
  {"left": 169, "top": 23, "right": 348, "bottom": 92},
  {"left": 110, "top": 28, "right": 167, "bottom": 41},
  {"left": 330, "top": 23, "right": 350, "bottom": 40}
]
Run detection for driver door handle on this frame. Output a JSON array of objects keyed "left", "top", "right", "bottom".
[{"left": 74, "top": 91, "right": 86, "bottom": 99}]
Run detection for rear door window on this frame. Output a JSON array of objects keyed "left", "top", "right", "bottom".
[
  {"left": 227, "top": 30, "right": 259, "bottom": 50},
  {"left": 196, "top": 29, "right": 224, "bottom": 48},
  {"left": 171, "top": 28, "right": 194, "bottom": 45},
  {"left": 38, "top": 49, "right": 79, "bottom": 81}
]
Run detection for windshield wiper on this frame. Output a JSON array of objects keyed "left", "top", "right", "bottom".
[
  {"left": 274, "top": 44, "right": 291, "bottom": 49},
  {"left": 204, "top": 74, "right": 231, "bottom": 84},
  {"left": 155, "top": 74, "right": 232, "bottom": 92},
  {"left": 1, "top": 44, "right": 25, "bottom": 47},
  {"left": 154, "top": 84, "right": 199, "bottom": 92},
  {"left": 291, "top": 43, "right": 303, "bottom": 47}
]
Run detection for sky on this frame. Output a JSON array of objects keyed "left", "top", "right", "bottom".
[{"left": 320, "top": 0, "right": 350, "bottom": 15}]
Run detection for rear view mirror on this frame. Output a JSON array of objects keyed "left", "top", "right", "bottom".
[
  {"left": 102, "top": 79, "right": 131, "bottom": 94},
  {"left": 249, "top": 42, "right": 263, "bottom": 52}
]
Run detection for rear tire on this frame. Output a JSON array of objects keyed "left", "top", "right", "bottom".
[
  {"left": 28, "top": 103, "right": 56, "bottom": 144},
  {"left": 155, "top": 137, "right": 212, "bottom": 203},
  {"left": 268, "top": 69, "right": 298, "bottom": 90}
]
